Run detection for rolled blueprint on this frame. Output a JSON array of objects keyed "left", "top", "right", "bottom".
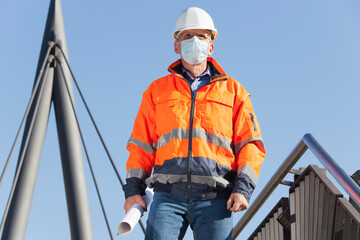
[{"left": 117, "top": 188, "right": 154, "bottom": 236}]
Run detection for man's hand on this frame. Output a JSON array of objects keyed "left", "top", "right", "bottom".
[
  {"left": 124, "top": 195, "right": 147, "bottom": 214},
  {"left": 227, "top": 193, "right": 249, "bottom": 212}
]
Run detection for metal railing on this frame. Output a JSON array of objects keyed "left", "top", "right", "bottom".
[{"left": 232, "top": 133, "right": 360, "bottom": 239}]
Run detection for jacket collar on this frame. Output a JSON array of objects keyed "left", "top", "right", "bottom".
[{"left": 168, "top": 57, "right": 228, "bottom": 82}]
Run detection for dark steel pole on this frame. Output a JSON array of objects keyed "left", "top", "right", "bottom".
[
  {"left": 53, "top": 54, "right": 94, "bottom": 240},
  {"left": 50, "top": 0, "right": 93, "bottom": 239}
]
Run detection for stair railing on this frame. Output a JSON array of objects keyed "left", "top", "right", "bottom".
[{"left": 232, "top": 133, "right": 360, "bottom": 239}]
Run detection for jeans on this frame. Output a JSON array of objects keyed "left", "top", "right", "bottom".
[{"left": 145, "top": 191, "right": 233, "bottom": 240}]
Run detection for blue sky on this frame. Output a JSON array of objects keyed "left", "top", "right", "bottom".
[{"left": 1, "top": 0, "right": 360, "bottom": 239}]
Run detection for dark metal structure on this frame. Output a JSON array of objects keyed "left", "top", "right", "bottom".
[
  {"left": 232, "top": 134, "right": 360, "bottom": 239},
  {"left": 247, "top": 165, "right": 360, "bottom": 240},
  {"left": 247, "top": 198, "right": 290, "bottom": 240},
  {"left": 1, "top": 0, "right": 93, "bottom": 239}
]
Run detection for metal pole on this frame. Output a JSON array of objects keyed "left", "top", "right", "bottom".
[
  {"left": 49, "top": 0, "right": 93, "bottom": 238},
  {"left": 2, "top": 0, "right": 94, "bottom": 238},
  {"left": 53, "top": 52, "right": 94, "bottom": 239},
  {"left": 1, "top": 64, "right": 54, "bottom": 240},
  {"left": 303, "top": 134, "right": 360, "bottom": 206},
  {"left": 0, "top": 43, "right": 54, "bottom": 189},
  {"left": 55, "top": 56, "right": 113, "bottom": 239}
]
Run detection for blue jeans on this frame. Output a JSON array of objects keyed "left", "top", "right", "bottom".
[{"left": 145, "top": 192, "right": 233, "bottom": 240}]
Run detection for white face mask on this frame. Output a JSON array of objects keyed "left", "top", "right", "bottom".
[{"left": 180, "top": 36, "right": 209, "bottom": 65}]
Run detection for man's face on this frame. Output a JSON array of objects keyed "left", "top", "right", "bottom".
[{"left": 174, "top": 29, "right": 214, "bottom": 56}]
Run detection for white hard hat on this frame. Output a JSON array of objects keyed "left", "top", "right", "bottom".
[{"left": 173, "top": 7, "right": 218, "bottom": 41}]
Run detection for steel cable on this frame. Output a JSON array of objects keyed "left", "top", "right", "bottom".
[
  {"left": 0, "top": 43, "right": 54, "bottom": 188},
  {"left": 54, "top": 43, "right": 147, "bottom": 234},
  {"left": 55, "top": 56, "right": 114, "bottom": 239},
  {"left": 0, "top": 55, "right": 53, "bottom": 233},
  {"left": 54, "top": 43, "right": 125, "bottom": 187}
]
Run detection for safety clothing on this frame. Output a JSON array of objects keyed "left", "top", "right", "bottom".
[
  {"left": 181, "top": 36, "right": 209, "bottom": 64},
  {"left": 173, "top": 7, "right": 218, "bottom": 41},
  {"left": 124, "top": 58, "right": 265, "bottom": 201}
]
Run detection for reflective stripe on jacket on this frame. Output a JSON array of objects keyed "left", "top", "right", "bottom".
[{"left": 124, "top": 57, "right": 265, "bottom": 201}]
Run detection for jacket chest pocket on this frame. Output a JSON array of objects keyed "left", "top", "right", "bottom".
[
  {"left": 202, "top": 92, "right": 234, "bottom": 137},
  {"left": 155, "top": 92, "right": 185, "bottom": 136}
]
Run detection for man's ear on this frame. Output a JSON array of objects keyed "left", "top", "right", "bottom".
[
  {"left": 208, "top": 42, "right": 214, "bottom": 56},
  {"left": 174, "top": 41, "right": 181, "bottom": 54}
]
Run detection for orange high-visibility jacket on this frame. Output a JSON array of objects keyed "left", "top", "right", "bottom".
[{"left": 124, "top": 58, "right": 265, "bottom": 201}]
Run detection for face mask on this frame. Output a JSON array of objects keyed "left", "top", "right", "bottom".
[{"left": 181, "top": 36, "right": 209, "bottom": 65}]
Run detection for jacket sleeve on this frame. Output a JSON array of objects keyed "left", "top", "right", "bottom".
[
  {"left": 123, "top": 86, "right": 158, "bottom": 199},
  {"left": 232, "top": 87, "right": 266, "bottom": 202}
]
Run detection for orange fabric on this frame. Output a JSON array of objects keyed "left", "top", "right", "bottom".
[
  {"left": 191, "top": 138, "right": 235, "bottom": 168},
  {"left": 155, "top": 139, "right": 189, "bottom": 166},
  {"left": 126, "top": 57, "right": 265, "bottom": 179}
]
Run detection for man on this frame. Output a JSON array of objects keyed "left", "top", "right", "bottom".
[{"left": 123, "top": 7, "right": 265, "bottom": 240}]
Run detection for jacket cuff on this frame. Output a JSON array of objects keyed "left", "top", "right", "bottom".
[
  {"left": 123, "top": 177, "right": 147, "bottom": 199},
  {"left": 232, "top": 172, "right": 256, "bottom": 202}
]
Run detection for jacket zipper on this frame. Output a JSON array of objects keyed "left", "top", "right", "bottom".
[
  {"left": 186, "top": 78, "right": 220, "bottom": 199},
  {"left": 187, "top": 89, "right": 197, "bottom": 199},
  {"left": 177, "top": 74, "right": 227, "bottom": 199}
]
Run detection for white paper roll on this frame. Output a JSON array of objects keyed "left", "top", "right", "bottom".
[{"left": 117, "top": 188, "right": 154, "bottom": 236}]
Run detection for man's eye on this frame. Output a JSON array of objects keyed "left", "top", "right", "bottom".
[
  {"left": 198, "top": 35, "right": 206, "bottom": 40},
  {"left": 185, "top": 34, "right": 192, "bottom": 39}
]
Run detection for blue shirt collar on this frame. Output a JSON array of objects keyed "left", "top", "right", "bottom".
[
  {"left": 182, "top": 65, "right": 212, "bottom": 80},
  {"left": 181, "top": 65, "right": 213, "bottom": 93}
]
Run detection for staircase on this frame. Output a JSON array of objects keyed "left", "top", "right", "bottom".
[
  {"left": 232, "top": 134, "right": 360, "bottom": 240},
  {"left": 247, "top": 165, "right": 360, "bottom": 240}
]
